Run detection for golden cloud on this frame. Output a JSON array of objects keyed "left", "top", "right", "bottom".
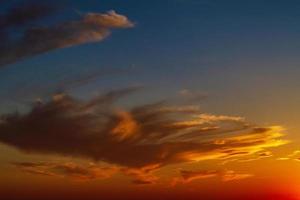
[
  {"left": 0, "top": 88, "right": 289, "bottom": 183},
  {"left": 171, "top": 169, "right": 253, "bottom": 185}
]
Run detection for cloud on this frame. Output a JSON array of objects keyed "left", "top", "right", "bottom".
[
  {"left": 0, "top": 1, "right": 57, "bottom": 29},
  {"left": 12, "top": 160, "right": 160, "bottom": 184},
  {"left": 122, "top": 164, "right": 160, "bottom": 185},
  {"left": 222, "top": 150, "right": 273, "bottom": 164},
  {"left": 0, "top": 1, "right": 134, "bottom": 67},
  {"left": 171, "top": 169, "right": 253, "bottom": 185},
  {"left": 180, "top": 169, "right": 219, "bottom": 182},
  {"left": 221, "top": 170, "right": 253, "bottom": 182},
  {"left": 12, "top": 161, "right": 117, "bottom": 180},
  {"left": 0, "top": 88, "right": 288, "bottom": 176},
  {"left": 277, "top": 150, "right": 300, "bottom": 161}
]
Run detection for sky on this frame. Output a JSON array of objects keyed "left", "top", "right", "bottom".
[{"left": 1, "top": 0, "right": 300, "bottom": 199}]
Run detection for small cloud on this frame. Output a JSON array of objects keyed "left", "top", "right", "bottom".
[
  {"left": 122, "top": 164, "right": 160, "bottom": 185},
  {"left": 257, "top": 151, "right": 273, "bottom": 158},
  {"left": 172, "top": 169, "right": 253, "bottom": 185},
  {"left": 221, "top": 170, "right": 253, "bottom": 182},
  {"left": 180, "top": 169, "right": 219, "bottom": 182},
  {"left": 288, "top": 150, "right": 300, "bottom": 157},
  {"left": 277, "top": 150, "right": 300, "bottom": 161},
  {"left": 277, "top": 157, "right": 290, "bottom": 161}
]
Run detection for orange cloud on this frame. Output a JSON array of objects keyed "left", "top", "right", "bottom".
[
  {"left": 221, "top": 170, "right": 253, "bottom": 182},
  {"left": 0, "top": 88, "right": 288, "bottom": 183},
  {"left": 180, "top": 169, "right": 219, "bottom": 182},
  {"left": 12, "top": 161, "right": 117, "bottom": 180},
  {"left": 171, "top": 169, "right": 253, "bottom": 185},
  {"left": 277, "top": 150, "right": 300, "bottom": 161},
  {"left": 111, "top": 111, "right": 139, "bottom": 141},
  {"left": 122, "top": 164, "right": 160, "bottom": 185}
]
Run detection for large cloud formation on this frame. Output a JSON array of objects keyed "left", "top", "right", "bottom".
[
  {"left": 0, "top": 1, "right": 134, "bottom": 67},
  {"left": 0, "top": 88, "right": 288, "bottom": 176}
]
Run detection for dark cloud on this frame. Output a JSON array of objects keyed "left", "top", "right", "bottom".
[
  {"left": 0, "top": 1, "right": 134, "bottom": 67},
  {"left": 0, "top": 1, "right": 57, "bottom": 29},
  {"left": 0, "top": 89, "right": 288, "bottom": 175}
]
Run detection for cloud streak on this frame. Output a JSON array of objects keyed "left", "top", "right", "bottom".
[
  {"left": 180, "top": 169, "right": 219, "bottom": 182},
  {"left": 171, "top": 169, "right": 253, "bottom": 185},
  {"left": 0, "top": 1, "right": 134, "bottom": 67},
  {"left": 12, "top": 161, "right": 117, "bottom": 180}
]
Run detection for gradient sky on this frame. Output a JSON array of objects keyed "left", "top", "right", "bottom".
[{"left": 1, "top": 0, "right": 300, "bottom": 199}]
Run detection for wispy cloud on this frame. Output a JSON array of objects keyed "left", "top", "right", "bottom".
[
  {"left": 0, "top": 1, "right": 134, "bottom": 67},
  {"left": 180, "top": 169, "right": 219, "bottom": 182},
  {"left": 171, "top": 169, "right": 253, "bottom": 185},
  {"left": 12, "top": 161, "right": 117, "bottom": 180},
  {"left": 222, "top": 170, "right": 253, "bottom": 182},
  {"left": 277, "top": 150, "right": 300, "bottom": 161},
  {"left": 122, "top": 164, "right": 160, "bottom": 185}
]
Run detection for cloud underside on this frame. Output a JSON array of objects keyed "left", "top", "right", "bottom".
[
  {"left": 0, "top": 2, "right": 133, "bottom": 67},
  {"left": 0, "top": 88, "right": 288, "bottom": 184}
]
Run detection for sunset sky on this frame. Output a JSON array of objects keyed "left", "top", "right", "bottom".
[{"left": 1, "top": 0, "right": 300, "bottom": 199}]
